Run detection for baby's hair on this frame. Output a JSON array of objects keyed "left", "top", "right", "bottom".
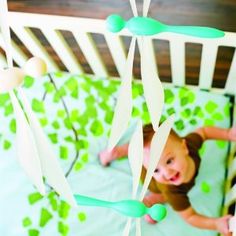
[{"left": 143, "top": 123, "right": 180, "bottom": 146}]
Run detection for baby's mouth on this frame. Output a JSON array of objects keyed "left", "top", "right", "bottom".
[{"left": 170, "top": 172, "right": 180, "bottom": 182}]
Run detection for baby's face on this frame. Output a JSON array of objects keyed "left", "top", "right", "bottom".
[{"left": 143, "top": 136, "right": 193, "bottom": 186}]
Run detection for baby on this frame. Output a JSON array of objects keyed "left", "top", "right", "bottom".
[{"left": 99, "top": 124, "right": 236, "bottom": 236}]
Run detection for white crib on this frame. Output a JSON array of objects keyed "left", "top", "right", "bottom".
[{"left": 0, "top": 11, "right": 236, "bottom": 235}]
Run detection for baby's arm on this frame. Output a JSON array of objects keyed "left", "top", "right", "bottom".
[
  {"left": 99, "top": 143, "right": 129, "bottom": 166},
  {"left": 195, "top": 126, "right": 236, "bottom": 142},
  {"left": 178, "top": 206, "right": 232, "bottom": 236}
]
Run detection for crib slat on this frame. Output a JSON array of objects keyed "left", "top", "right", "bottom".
[
  {"left": 0, "top": 34, "right": 28, "bottom": 67},
  {"left": 41, "top": 29, "right": 83, "bottom": 74},
  {"left": 228, "top": 157, "right": 236, "bottom": 181},
  {"left": 224, "top": 50, "right": 236, "bottom": 96},
  {"left": 104, "top": 34, "right": 126, "bottom": 77},
  {"left": 225, "top": 183, "right": 236, "bottom": 208},
  {"left": 169, "top": 40, "right": 185, "bottom": 86},
  {"left": 73, "top": 32, "right": 108, "bottom": 77},
  {"left": 0, "top": 52, "right": 7, "bottom": 69},
  {"left": 198, "top": 43, "right": 218, "bottom": 90},
  {"left": 10, "top": 26, "right": 59, "bottom": 71}
]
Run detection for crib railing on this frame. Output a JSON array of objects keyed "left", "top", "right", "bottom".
[
  {"left": 0, "top": 11, "right": 236, "bottom": 222},
  {"left": 0, "top": 12, "right": 236, "bottom": 97}
]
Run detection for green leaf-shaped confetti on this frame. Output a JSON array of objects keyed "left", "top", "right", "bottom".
[
  {"left": 58, "top": 221, "right": 69, "bottom": 236},
  {"left": 23, "top": 75, "right": 34, "bottom": 88},
  {"left": 54, "top": 71, "right": 64, "bottom": 77},
  {"left": 189, "top": 119, "right": 197, "bottom": 125},
  {"left": 9, "top": 119, "right": 16, "bottom": 133},
  {"left": 204, "top": 119, "right": 214, "bottom": 126},
  {"left": 65, "top": 77, "right": 78, "bottom": 92},
  {"left": 0, "top": 93, "right": 10, "bottom": 106},
  {"left": 212, "top": 112, "right": 224, "bottom": 121},
  {"left": 57, "top": 109, "right": 66, "bottom": 118},
  {"left": 180, "top": 97, "right": 189, "bottom": 106},
  {"left": 39, "top": 208, "right": 53, "bottom": 227},
  {"left": 48, "top": 133, "right": 58, "bottom": 144},
  {"left": 60, "top": 146, "right": 68, "bottom": 160},
  {"left": 58, "top": 201, "right": 71, "bottom": 219},
  {"left": 81, "top": 153, "right": 89, "bottom": 163},
  {"left": 4, "top": 103, "right": 13, "bottom": 116},
  {"left": 32, "top": 99, "right": 45, "bottom": 113},
  {"left": 104, "top": 110, "right": 113, "bottom": 124},
  {"left": 167, "top": 107, "right": 175, "bottom": 116},
  {"left": 28, "top": 192, "right": 43, "bottom": 205},
  {"left": 174, "top": 120, "right": 185, "bottom": 131},
  {"left": 90, "top": 120, "right": 104, "bottom": 136},
  {"left": 48, "top": 192, "right": 58, "bottom": 211},
  {"left": 28, "top": 229, "right": 39, "bottom": 236},
  {"left": 201, "top": 181, "right": 211, "bottom": 193},
  {"left": 164, "top": 89, "right": 174, "bottom": 104},
  {"left": 74, "top": 162, "right": 83, "bottom": 171},
  {"left": 43, "top": 81, "right": 55, "bottom": 93},
  {"left": 224, "top": 103, "right": 231, "bottom": 117},
  {"left": 52, "top": 121, "right": 60, "bottom": 129},
  {"left": 75, "top": 139, "right": 89, "bottom": 150},
  {"left": 78, "top": 212, "right": 87, "bottom": 222},
  {"left": 132, "top": 107, "right": 140, "bottom": 117},
  {"left": 216, "top": 140, "right": 227, "bottom": 149},
  {"left": 39, "top": 117, "right": 48, "bottom": 127},
  {"left": 22, "top": 217, "right": 32, "bottom": 227},
  {"left": 180, "top": 108, "right": 191, "bottom": 118},
  {"left": 64, "top": 118, "right": 73, "bottom": 130},
  {"left": 3, "top": 140, "right": 11, "bottom": 150},
  {"left": 205, "top": 101, "right": 218, "bottom": 113}
]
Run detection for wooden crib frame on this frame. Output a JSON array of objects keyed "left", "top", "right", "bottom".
[{"left": 0, "top": 11, "right": 236, "bottom": 234}]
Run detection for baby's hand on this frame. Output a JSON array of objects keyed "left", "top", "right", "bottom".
[
  {"left": 215, "top": 215, "right": 232, "bottom": 236},
  {"left": 99, "top": 149, "right": 113, "bottom": 166},
  {"left": 228, "top": 127, "right": 236, "bottom": 141}
]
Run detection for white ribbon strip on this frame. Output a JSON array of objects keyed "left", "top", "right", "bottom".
[
  {"left": 129, "top": 0, "right": 138, "bottom": 17},
  {"left": 143, "top": 0, "right": 152, "bottom": 17},
  {"left": 108, "top": 37, "right": 136, "bottom": 150}
]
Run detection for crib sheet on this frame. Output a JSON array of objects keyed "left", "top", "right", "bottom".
[{"left": 0, "top": 72, "right": 231, "bottom": 236}]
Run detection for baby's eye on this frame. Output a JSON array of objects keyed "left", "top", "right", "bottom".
[
  {"left": 154, "top": 168, "right": 159, "bottom": 173},
  {"left": 166, "top": 158, "right": 174, "bottom": 165}
]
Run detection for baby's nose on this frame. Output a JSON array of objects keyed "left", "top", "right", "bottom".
[{"left": 163, "top": 169, "right": 173, "bottom": 179}]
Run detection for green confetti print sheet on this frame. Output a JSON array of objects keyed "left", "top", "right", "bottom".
[{"left": 0, "top": 72, "right": 231, "bottom": 236}]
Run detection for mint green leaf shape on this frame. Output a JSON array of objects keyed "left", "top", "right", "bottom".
[
  {"left": 28, "top": 192, "right": 43, "bottom": 205},
  {"left": 58, "top": 201, "right": 71, "bottom": 219},
  {"left": 224, "top": 103, "right": 231, "bottom": 117},
  {"left": 9, "top": 119, "right": 16, "bottom": 133},
  {"left": 39, "top": 208, "right": 53, "bottom": 227},
  {"left": 199, "top": 143, "right": 206, "bottom": 157},
  {"left": 60, "top": 146, "right": 68, "bottom": 160},
  {"left": 105, "top": 110, "right": 113, "bottom": 124},
  {"left": 90, "top": 120, "right": 104, "bottom": 136},
  {"left": 193, "top": 106, "right": 204, "bottom": 118},
  {"left": 216, "top": 140, "right": 227, "bottom": 149},
  {"left": 205, "top": 101, "right": 218, "bottom": 113},
  {"left": 174, "top": 120, "right": 185, "bottom": 131},
  {"left": 204, "top": 119, "right": 214, "bottom": 126},
  {"left": 39, "top": 118, "right": 48, "bottom": 127},
  {"left": 0, "top": 93, "right": 10, "bottom": 106},
  {"left": 32, "top": 99, "right": 45, "bottom": 113},
  {"left": 52, "top": 121, "right": 60, "bottom": 129},
  {"left": 22, "top": 217, "right": 32, "bottom": 227},
  {"left": 3, "top": 140, "right": 11, "bottom": 150},
  {"left": 65, "top": 77, "right": 79, "bottom": 92},
  {"left": 75, "top": 139, "right": 89, "bottom": 151},
  {"left": 81, "top": 153, "right": 89, "bottom": 163},
  {"left": 78, "top": 212, "right": 87, "bottom": 222},
  {"left": 187, "top": 91, "right": 195, "bottom": 103},
  {"left": 64, "top": 136, "right": 74, "bottom": 143},
  {"left": 99, "top": 101, "right": 110, "bottom": 111},
  {"left": 43, "top": 81, "right": 55, "bottom": 93},
  {"left": 53, "top": 87, "right": 66, "bottom": 103},
  {"left": 4, "top": 103, "right": 13, "bottom": 116},
  {"left": 178, "top": 87, "right": 188, "bottom": 98},
  {"left": 212, "top": 112, "right": 224, "bottom": 121},
  {"left": 74, "top": 161, "right": 83, "bottom": 171},
  {"left": 63, "top": 118, "right": 73, "bottom": 130},
  {"left": 77, "top": 115, "right": 89, "bottom": 126},
  {"left": 81, "top": 82, "right": 91, "bottom": 93},
  {"left": 189, "top": 119, "right": 197, "bottom": 125},
  {"left": 85, "top": 95, "right": 96, "bottom": 105},
  {"left": 23, "top": 75, "right": 34, "bottom": 88},
  {"left": 180, "top": 108, "right": 191, "bottom": 118},
  {"left": 28, "top": 229, "right": 39, "bottom": 236},
  {"left": 48, "top": 192, "right": 58, "bottom": 211},
  {"left": 180, "top": 97, "right": 189, "bottom": 106},
  {"left": 58, "top": 221, "right": 69, "bottom": 236},
  {"left": 54, "top": 71, "right": 64, "bottom": 77},
  {"left": 132, "top": 107, "right": 140, "bottom": 117},
  {"left": 164, "top": 89, "right": 174, "bottom": 104},
  {"left": 167, "top": 107, "right": 175, "bottom": 116},
  {"left": 57, "top": 109, "right": 66, "bottom": 118},
  {"left": 76, "top": 128, "right": 87, "bottom": 136},
  {"left": 201, "top": 181, "right": 211, "bottom": 193},
  {"left": 48, "top": 133, "right": 58, "bottom": 144},
  {"left": 71, "top": 89, "right": 78, "bottom": 99}
]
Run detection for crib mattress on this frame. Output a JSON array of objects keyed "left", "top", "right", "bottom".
[{"left": 0, "top": 72, "right": 231, "bottom": 236}]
